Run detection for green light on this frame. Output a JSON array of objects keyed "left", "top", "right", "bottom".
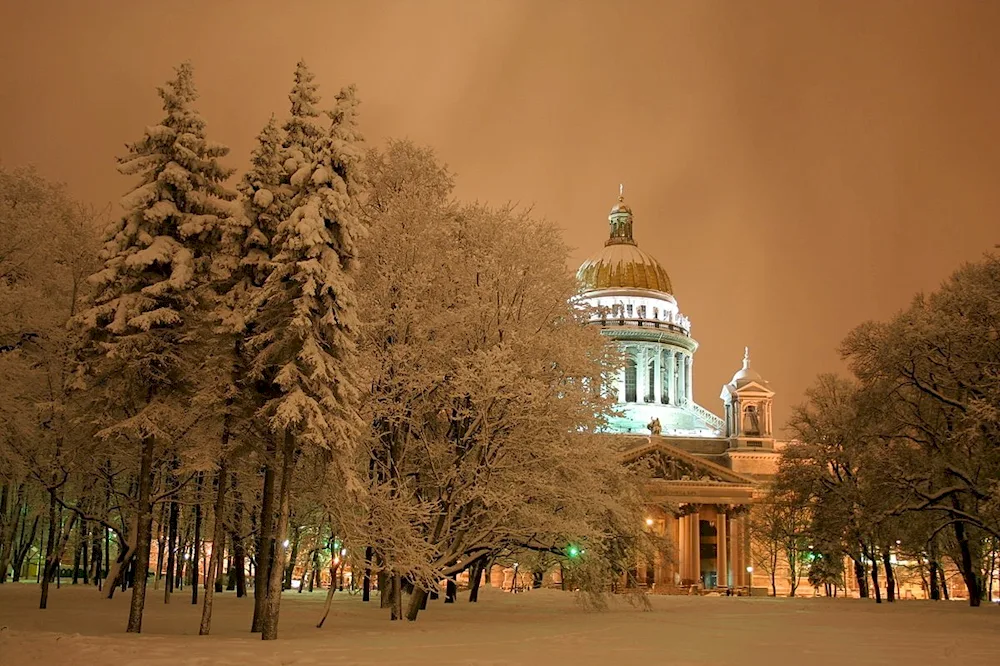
[{"left": 567, "top": 545, "right": 580, "bottom": 558}]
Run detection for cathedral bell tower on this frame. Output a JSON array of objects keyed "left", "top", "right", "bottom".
[{"left": 720, "top": 348, "right": 775, "bottom": 450}]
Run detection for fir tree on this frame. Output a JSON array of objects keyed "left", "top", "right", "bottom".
[
  {"left": 283, "top": 60, "right": 324, "bottom": 154},
  {"left": 247, "top": 82, "right": 368, "bottom": 641},
  {"left": 73, "top": 62, "right": 235, "bottom": 634},
  {"left": 227, "top": 115, "right": 290, "bottom": 634}
]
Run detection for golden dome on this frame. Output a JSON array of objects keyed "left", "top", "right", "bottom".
[
  {"left": 577, "top": 243, "right": 673, "bottom": 293},
  {"left": 576, "top": 188, "right": 673, "bottom": 294},
  {"left": 611, "top": 200, "right": 632, "bottom": 215}
]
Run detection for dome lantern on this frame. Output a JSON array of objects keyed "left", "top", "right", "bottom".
[
  {"left": 576, "top": 186, "right": 673, "bottom": 294},
  {"left": 607, "top": 183, "right": 635, "bottom": 246}
]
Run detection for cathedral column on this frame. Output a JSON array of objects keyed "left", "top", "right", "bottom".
[
  {"left": 680, "top": 354, "right": 689, "bottom": 404},
  {"left": 638, "top": 346, "right": 648, "bottom": 402},
  {"left": 648, "top": 345, "right": 656, "bottom": 402},
  {"left": 675, "top": 354, "right": 683, "bottom": 404},
  {"left": 690, "top": 508, "right": 701, "bottom": 586},
  {"left": 678, "top": 513, "right": 689, "bottom": 582},
  {"left": 716, "top": 512, "right": 728, "bottom": 588},
  {"left": 665, "top": 350, "right": 676, "bottom": 405},
  {"left": 617, "top": 364, "right": 626, "bottom": 403},
  {"left": 685, "top": 355, "right": 693, "bottom": 403},
  {"left": 665, "top": 514, "right": 678, "bottom": 585},
  {"left": 653, "top": 347, "right": 662, "bottom": 403},
  {"left": 731, "top": 514, "right": 746, "bottom": 588}
]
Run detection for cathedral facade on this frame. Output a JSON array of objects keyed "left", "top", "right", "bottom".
[{"left": 576, "top": 190, "right": 783, "bottom": 592}]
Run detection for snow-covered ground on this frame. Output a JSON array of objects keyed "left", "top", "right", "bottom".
[{"left": 1, "top": 585, "right": 998, "bottom": 665}]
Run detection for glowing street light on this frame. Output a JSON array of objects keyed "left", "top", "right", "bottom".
[
  {"left": 282, "top": 539, "right": 290, "bottom": 548},
  {"left": 645, "top": 518, "right": 654, "bottom": 526}
]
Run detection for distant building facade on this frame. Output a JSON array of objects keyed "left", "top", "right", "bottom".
[{"left": 576, "top": 190, "right": 783, "bottom": 592}]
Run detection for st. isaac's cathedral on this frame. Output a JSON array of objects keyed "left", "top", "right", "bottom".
[{"left": 575, "top": 189, "right": 784, "bottom": 593}]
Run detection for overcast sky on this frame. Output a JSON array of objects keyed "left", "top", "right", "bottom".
[{"left": 3, "top": 0, "right": 999, "bottom": 433}]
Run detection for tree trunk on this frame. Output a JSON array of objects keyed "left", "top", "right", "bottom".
[
  {"left": 165, "top": 499, "right": 178, "bottom": 603},
  {"left": 870, "top": 551, "right": 882, "bottom": 604},
  {"left": 406, "top": 587, "right": 427, "bottom": 621},
  {"left": 251, "top": 441, "right": 277, "bottom": 632},
  {"left": 72, "top": 526, "right": 82, "bottom": 585},
  {"left": 929, "top": 557, "right": 940, "bottom": 600},
  {"left": 126, "top": 434, "right": 156, "bottom": 634},
  {"left": 199, "top": 459, "right": 228, "bottom": 635},
  {"left": 469, "top": 559, "right": 485, "bottom": 602},
  {"left": 90, "top": 525, "right": 103, "bottom": 587},
  {"left": 362, "top": 546, "right": 372, "bottom": 602},
  {"left": 310, "top": 553, "right": 318, "bottom": 592},
  {"left": 283, "top": 526, "right": 300, "bottom": 590},
  {"left": 297, "top": 555, "right": 309, "bottom": 594},
  {"left": 214, "top": 543, "right": 225, "bottom": 594},
  {"left": 316, "top": 561, "right": 341, "bottom": 628},
  {"left": 39, "top": 488, "right": 58, "bottom": 609},
  {"left": 154, "top": 503, "right": 166, "bottom": 590},
  {"left": 391, "top": 573, "right": 403, "bottom": 620},
  {"left": 191, "top": 473, "right": 203, "bottom": 605},
  {"left": 229, "top": 472, "right": 245, "bottom": 596},
  {"left": 261, "top": 434, "right": 293, "bottom": 641},
  {"left": 952, "top": 518, "right": 982, "bottom": 607},
  {"left": 853, "top": 557, "right": 868, "bottom": 598},
  {"left": 445, "top": 578, "right": 458, "bottom": 603},
  {"left": 80, "top": 520, "right": 89, "bottom": 584},
  {"left": 379, "top": 570, "right": 391, "bottom": 609},
  {"left": 882, "top": 548, "right": 895, "bottom": 602},
  {"left": 102, "top": 521, "right": 136, "bottom": 598},
  {"left": 42, "top": 510, "right": 77, "bottom": 605}
]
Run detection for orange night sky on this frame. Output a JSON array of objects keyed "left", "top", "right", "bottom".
[{"left": 3, "top": 0, "right": 999, "bottom": 431}]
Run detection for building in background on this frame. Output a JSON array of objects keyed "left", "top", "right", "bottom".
[{"left": 576, "top": 189, "right": 783, "bottom": 592}]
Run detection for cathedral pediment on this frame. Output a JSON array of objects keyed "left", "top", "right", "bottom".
[
  {"left": 733, "top": 380, "right": 772, "bottom": 395},
  {"left": 621, "top": 438, "right": 757, "bottom": 485}
]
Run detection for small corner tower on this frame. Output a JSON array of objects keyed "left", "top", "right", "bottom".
[{"left": 720, "top": 347, "right": 775, "bottom": 450}]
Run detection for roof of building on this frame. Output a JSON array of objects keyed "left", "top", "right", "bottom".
[
  {"left": 576, "top": 190, "right": 673, "bottom": 294},
  {"left": 729, "top": 347, "right": 766, "bottom": 388}
]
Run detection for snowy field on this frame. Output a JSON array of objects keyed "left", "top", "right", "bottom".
[{"left": 1, "top": 585, "right": 999, "bottom": 665}]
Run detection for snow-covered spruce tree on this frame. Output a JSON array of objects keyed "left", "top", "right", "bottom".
[
  {"left": 245, "top": 83, "right": 368, "bottom": 641},
  {"left": 73, "top": 62, "right": 235, "bottom": 634},
  {"left": 246, "top": 61, "right": 330, "bottom": 635},
  {"left": 196, "top": 114, "right": 285, "bottom": 636}
]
